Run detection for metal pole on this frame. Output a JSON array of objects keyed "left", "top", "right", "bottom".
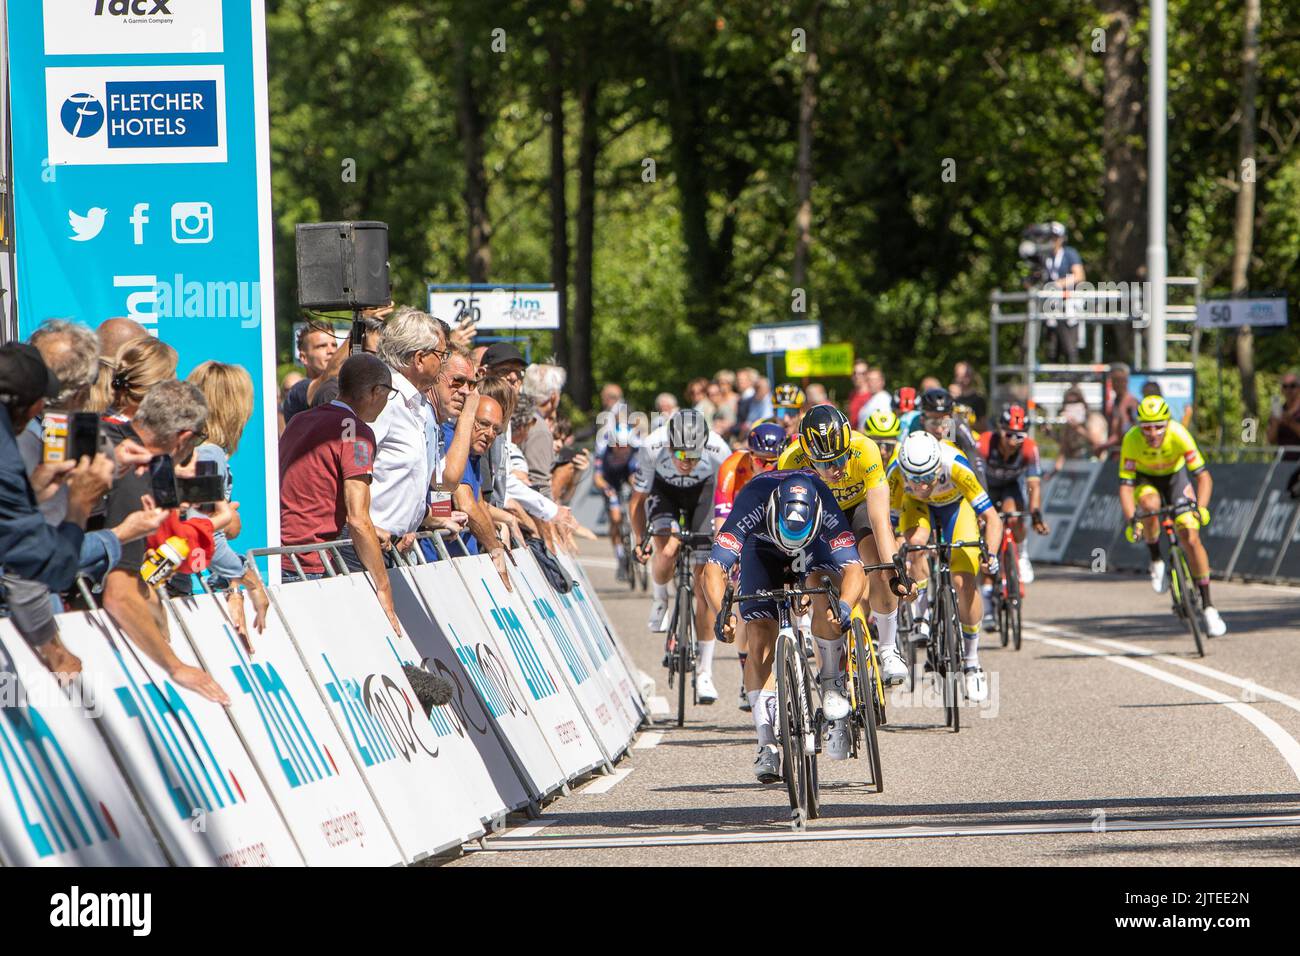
[{"left": 1146, "top": 0, "right": 1168, "bottom": 371}]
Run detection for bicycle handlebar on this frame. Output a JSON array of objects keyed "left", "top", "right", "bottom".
[{"left": 1133, "top": 499, "right": 1200, "bottom": 521}]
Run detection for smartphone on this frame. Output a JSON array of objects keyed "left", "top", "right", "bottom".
[
  {"left": 176, "top": 460, "right": 225, "bottom": 505},
  {"left": 149, "top": 455, "right": 180, "bottom": 509},
  {"left": 69, "top": 412, "right": 100, "bottom": 462}
]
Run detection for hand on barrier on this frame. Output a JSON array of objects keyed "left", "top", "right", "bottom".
[
  {"left": 226, "top": 589, "right": 254, "bottom": 653},
  {"left": 1198, "top": 505, "right": 1211, "bottom": 528},
  {"left": 1032, "top": 510, "right": 1049, "bottom": 535},
  {"left": 714, "top": 611, "right": 737, "bottom": 644},
  {"left": 490, "top": 547, "right": 514, "bottom": 591},
  {"left": 169, "top": 662, "right": 230, "bottom": 706}
]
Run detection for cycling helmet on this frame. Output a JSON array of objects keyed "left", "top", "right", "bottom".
[
  {"left": 897, "top": 431, "right": 944, "bottom": 483},
  {"left": 798, "top": 404, "right": 852, "bottom": 462},
  {"left": 893, "top": 386, "right": 917, "bottom": 413},
  {"left": 920, "top": 387, "right": 953, "bottom": 415},
  {"left": 999, "top": 403, "right": 1028, "bottom": 435},
  {"left": 666, "top": 408, "right": 709, "bottom": 456},
  {"left": 766, "top": 475, "right": 824, "bottom": 555},
  {"left": 863, "top": 409, "right": 901, "bottom": 440},
  {"left": 772, "top": 384, "right": 807, "bottom": 410},
  {"left": 1137, "top": 395, "right": 1171, "bottom": 424},
  {"left": 747, "top": 420, "right": 787, "bottom": 459},
  {"left": 610, "top": 422, "right": 636, "bottom": 446}
]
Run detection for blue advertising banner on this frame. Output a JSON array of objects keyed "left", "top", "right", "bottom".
[{"left": 7, "top": 0, "right": 278, "bottom": 553}]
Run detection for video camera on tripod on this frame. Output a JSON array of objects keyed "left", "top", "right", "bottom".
[{"left": 1018, "top": 221, "right": 1067, "bottom": 285}]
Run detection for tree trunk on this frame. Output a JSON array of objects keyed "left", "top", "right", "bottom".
[
  {"left": 791, "top": 0, "right": 823, "bottom": 292},
  {"left": 571, "top": 75, "right": 598, "bottom": 410},
  {"left": 453, "top": 35, "right": 491, "bottom": 283},
  {"left": 1098, "top": 0, "right": 1146, "bottom": 365},
  {"left": 547, "top": 38, "right": 570, "bottom": 373},
  {"left": 1232, "top": 0, "right": 1261, "bottom": 417},
  {"left": 666, "top": 48, "right": 718, "bottom": 331}
]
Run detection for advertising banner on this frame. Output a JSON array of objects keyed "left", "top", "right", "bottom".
[
  {"left": 557, "top": 554, "right": 649, "bottom": 719},
  {"left": 0, "top": 621, "right": 166, "bottom": 867},
  {"left": 1027, "top": 460, "right": 1103, "bottom": 564},
  {"left": 1199, "top": 464, "right": 1269, "bottom": 573},
  {"left": 270, "top": 575, "right": 485, "bottom": 860},
  {"left": 168, "top": 594, "right": 403, "bottom": 866},
  {"left": 7, "top": 0, "right": 279, "bottom": 556},
  {"left": 56, "top": 610, "right": 304, "bottom": 866}
]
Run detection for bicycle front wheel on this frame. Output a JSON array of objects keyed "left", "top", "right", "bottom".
[
  {"left": 852, "top": 621, "right": 884, "bottom": 793},
  {"left": 1171, "top": 547, "right": 1206, "bottom": 657},
  {"left": 777, "top": 634, "right": 813, "bottom": 817},
  {"left": 1004, "top": 552, "right": 1022, "bottom": 651},
  {"left": 675, "top": 585, "right": 693, "bottom": 725}
]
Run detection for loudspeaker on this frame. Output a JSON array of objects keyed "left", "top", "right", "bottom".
[{"left": 295, "top": 221, "right": 390, "bottom": 311}]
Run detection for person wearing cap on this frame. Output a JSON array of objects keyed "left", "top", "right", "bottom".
[
  {"left": 0, "top": 342, "right": 113, "bottom": 676},
  {"left": 1041, "top": 221, "right": 1086, "bottom": 364}
]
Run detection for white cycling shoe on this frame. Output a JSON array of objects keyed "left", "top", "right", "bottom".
[
  {"left": 1149, "top": 560, "right": 1167, "bottom": 594},
  {"left": 696, "top": 672, "right": 718, "bottom": 704},
  {"left": 819, "top": 675, "right": 851, "bottom": 721},
  {"left": 1019, "top": 552, "right": 1035, "bottom": 584},
  {"left": 878, "top": 646, "right": 908, "bottom": 686},
  {"left": 754, "top": 744, "right": 782, "bottom": 784},
  {"left": 964, "top": 666, "right": 989, "bottom": 703},
  {"left": 1203, "top": 606, "right": 1227, "bottom": 637},
  {"left": 821, "top": 717, "right": 851, "bottom": 761},
  {"left": 648, "top": 598, "right": 668, "bottom": 632},
  {"left": 911, "top": 618, "right": 930, "bottom": 646}
]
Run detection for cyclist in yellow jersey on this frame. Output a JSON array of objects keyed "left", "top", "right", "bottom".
[
  {"left": 779, "top": 406, "right": 911, "bottom": 689},
  {"left": 771, "top": 383, "right": 807, "bottom": 441},
  {"left": 1118, "top": 395, "right": 1226, "bottom": 636},
  {"left": 889, "top": 431, "right": 1002, "bottom": 702}
]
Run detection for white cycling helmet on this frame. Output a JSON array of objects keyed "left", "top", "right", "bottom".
[
  {"left": 897, "top": 431, "right": 943, "bottom": 483},
  {"left": 667, "top": 408, "right": 709, "bottom": 457}
]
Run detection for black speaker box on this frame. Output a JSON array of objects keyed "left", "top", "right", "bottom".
[{"left": 295, "top": 221, "right": 390, "bottom": 311}]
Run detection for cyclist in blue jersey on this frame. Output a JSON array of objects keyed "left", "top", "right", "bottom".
[{"left": 592, "top": 421, "right": 640, "bottom": 577}]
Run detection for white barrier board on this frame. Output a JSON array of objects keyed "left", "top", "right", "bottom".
[
  {"left": 271, "top": 575, "right": 485, "bottom": 860},
  {"left": 56, "top": 612, "right": 304, "bottom": 866},
  {"left": 169, "top": 594, "right": 403, "bottom": 866},
  {"left": 557, "top": 555, "right": 648, "bottom": 725},
  {"left": 0, "top": 622, "right": 166, "bottom": 867},
  {"left": 402, "top": 560, "right": 567, "bottom": 799}
]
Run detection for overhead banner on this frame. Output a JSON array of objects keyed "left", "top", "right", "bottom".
[
  {"left": 7, "top": 0, "right": 279, "bottom": 556},
  {"left": 785, "top": 343, "right": 854, "bottom": 378}
]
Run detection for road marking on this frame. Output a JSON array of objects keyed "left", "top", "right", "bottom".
[
  {"left": 476, "top": 811, "right": 1300, "bottom": 852},
  {"left": 1031, "top": 622, "right": 1300, "bottom": 717},
  {"left": 578, "top": 768, "right": 633, "bottom": 794},
  {"left": 634, "top": 731, "right": 663, "bottom": 750},
  {"left": 581, "top": 557, "right": 621, "bottom": 570},
  {"left": 500, "top": 818, "right": 557, "bottom": 840},
  {"left": 1024, "top": 628, "right": 1300, "bottom": 782},
  {"left": 648, "top": 695, "right": 670, "bottom": 716}
]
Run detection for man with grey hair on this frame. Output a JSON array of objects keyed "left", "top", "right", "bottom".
[
  {"left": 1101, "top": 361, "right": 1139, "bottom": 455},
  {"left": 521, "top": 362, "right": 566, "bottom": 497},
  {"left": 99, "top": 380, "right": 229, "bottom": 705}
]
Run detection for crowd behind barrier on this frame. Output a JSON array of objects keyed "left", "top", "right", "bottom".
[{"left": 0, "top": 539, "right": 646, "bottom": 866}]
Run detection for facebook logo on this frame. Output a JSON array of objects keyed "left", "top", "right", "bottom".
[{"left": 103, "top": 81, "right": 219, "bottom": 149}]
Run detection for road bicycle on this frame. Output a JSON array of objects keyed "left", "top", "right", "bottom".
[
  {"left": 644, "top": 512, "right": 714, "bottom": 727},
  {"left": 614, "top": 488, "right": 648, "bottom": 591},
  {"left": 991, "top": 510, "right": 1027, "bottom": 651},
  {"left": 1131, "top": 499, "right": 1208, "bottom": 657}
]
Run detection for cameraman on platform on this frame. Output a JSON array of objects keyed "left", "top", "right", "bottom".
[{"left": 1023, "top": 221, "right": 1086, "bottom": 364}]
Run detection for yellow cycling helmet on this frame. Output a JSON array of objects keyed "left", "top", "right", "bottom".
[
  {"left": 1137, "top": 395, "right": 1171, "bottom": 423},
  {"left": 773, "top": 384, "right": 806, "bottom": 410},
  {"left": 862, "top": 409, "right": 901, "bottom": 439}
]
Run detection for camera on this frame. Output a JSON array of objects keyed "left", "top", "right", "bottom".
[{"left": 1018, "top": 221, "right": 1066, "bottom": 285}]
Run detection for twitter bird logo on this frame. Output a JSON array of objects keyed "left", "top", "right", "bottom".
[{"left": 69, "top": 207, "right": 107, "bottom": 242}]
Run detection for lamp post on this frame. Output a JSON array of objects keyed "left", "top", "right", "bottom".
[{"left": 1146, "top": 0, "right": 1168, "bottom": 371}]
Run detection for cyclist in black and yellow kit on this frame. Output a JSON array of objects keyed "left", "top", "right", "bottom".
[{"left": 1118, "top": 395, "right": 1227, "bottom": 637}]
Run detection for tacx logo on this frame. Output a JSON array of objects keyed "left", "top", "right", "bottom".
[{"left": 94, "top": 0, "right": 173, "bottom": 16}]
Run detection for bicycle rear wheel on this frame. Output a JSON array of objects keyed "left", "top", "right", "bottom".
[
  {"left": 777, "top": 634, "right": 813, "bottom": 817},
  {"left": 852, "top": 621, "right": 884, "bottom": 793},
  {"left": 1171, "top": 547, "right": 1206, "bottom": 657},
  {"left": 1004, "top": 553, "right": 1022, "bottom": 651},
  {"left": 674, "top": 585, "right": 693, "bottom": 725}
]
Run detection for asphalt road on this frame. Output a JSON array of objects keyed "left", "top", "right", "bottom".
[{"left": 453, "top": 543, "right": 1300, "bottom": 867}]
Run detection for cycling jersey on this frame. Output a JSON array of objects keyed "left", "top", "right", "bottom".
[
  {"left": 910, "top": 415, "right": 987, "bottom": 487},
  {"left": 977, "top": 432, "right": 1042, "bottom": 483},
  {"left": 776, "top": 432, "right": 885, "bottom": 511},
  {"left": 714, "top": 449, "right": 766, "bottom": 519},
  {"left": 1117, "top": 421, "right": 1206, "bottom": 483},
  {"left": 887, "top": 442, "right": 992, "bottom": 514},
  {"left": 632, "top": 425, "right": 731, "bottom": 493}
]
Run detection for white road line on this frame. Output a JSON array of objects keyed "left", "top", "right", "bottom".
[
  {"left": 479, "top": 812, "right": 1300, "bottom": 851},
  {"left": 1024, "top": 628, "right": 1300, "bottom": 782},
  {"left": 634, "top": 731, "right": 663, "bottom": 750},
  {"left": 1031, "top": 622, "right": 1300, "bottom": 717},
  {"left": 578, "top": 768, "right": 633, "bottom": 794},
  {"left": 648, "top": 695, "right": 670, "bottom": 716}
]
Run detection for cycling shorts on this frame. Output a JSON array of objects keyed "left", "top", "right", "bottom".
[
  {"left": 600, "top": 461, "right": 634, "bottom": 504},
  {"left": 1134, "top": 468, "right": 1200, "bottom": 531},
  {"left": 845, "top": 500, "right": 875, "bottom": 544},
  {"left": 899, "top": 497, "right": 982, "bottom": 575},
  {"left": 987, "top": 476, "right": 1027, "bottom": 512},
  {"left": 646, "top": 476, "right": 716, "bottom": 556},
  {"left": 737, "top": 541, "right": 836, "bottom": 622}
]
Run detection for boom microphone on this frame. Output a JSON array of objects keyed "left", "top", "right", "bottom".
[{"left": 402, "top": 664, "right": 455, "bottom": 714}]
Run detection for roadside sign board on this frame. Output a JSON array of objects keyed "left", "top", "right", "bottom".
[{"left": 785, "top": 342, "right": 853, "bottom": 377}]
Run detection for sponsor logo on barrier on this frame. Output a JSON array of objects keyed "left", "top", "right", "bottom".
[
  {"left": 447, "top": 624, "right": 529, "bottom": 720},
  {"left": 45, "top": 0, "right": 224, "bottom": 57},
  {"left": 49, "top": 886, "right": 151, "bottom": 936},
  {"left": 320, "top": 653, "right": 439, "bottom": 768},
  {"left": 321, "top": 810, "right": 366, "bottom": 849},
  {"left": 225, "top": 625, "right": 337, "bottom": 788},
  {"left": 383, "top": 637, "right": 465, "bottom": 740},
  {"left": 531, "top": 597, "right": 590, "bottom": 684},
  {"left": 482, "top": 581, "right": 557, "bottom": 702}
]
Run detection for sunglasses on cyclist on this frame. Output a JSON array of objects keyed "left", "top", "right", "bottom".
[
  {"left": 905, "top": 471, "right": 940, "bottom": 488},
  {"left": 810, "top": 452, "right": 850, "bottom": 472},
  {"left": 1003, "top": 430, "right": 1027, "bottom": 441},
  {"left": 774, "top": 405, "right": 800, "bottom": 418},
  {"left": 1139, "top": 422, "right": 1168, "bottom": 433},
  {"left": 671, "top": 449, "right": 702, "bottom": 462}
]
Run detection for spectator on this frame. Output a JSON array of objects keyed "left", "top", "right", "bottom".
[
  {"left": 428, "top": 346, "right": 480, "bottom": 501},
  {"left": 1, "top": 343, "right": 113, "bottom": 677},
  {"left": 1100, "top": 362, "right": 1139, "bottom": 455},
  {"left": 1040, "top": 221, "right": 1086, "bottom": 363},
  {"left": 97, "top": 380, "right": 229, "bottom": 704},
  {"left": 805, "top": 382, "right": 830, "bottom": 407},
  {"left": 277, "top": 369, "right": 304, "bottom": 435},
  {"left": 302, "top": 309, "right": 389, "bottom": 414},
  {"left": 550, "top": 417, "right": 590, "bottom": 505},
  {"left": 749, "top": 377, "right": 773, "bottom": 423},
  {"left": 279, "top": 354, "right": 404, "bottom": 636},
  {"left": 735, "top": 367, "right": 759, "bottom": 427},
  {"left": 1055, "top": 386, "right": 1093, "bottom": 464},
  {"left": 281, "top": 324, "right": 341, "bottom": 427},
  {"left": 847, "top": 360, "right": 873, "bottom": 427},
  {"left": 600, "top": 383, "right": 626, "bottom": 418},
  {"left": 687, "top": 377, "right": 714, "bottom": 424},
  {"left": 862, "top": 368, "right": 893, "bottom": 419},
  {"left": 88, "top": 317, "right": 148, "bottom": 413},
  {"left": 950, "top": 361, "right": 988, "bottom": 429},
  {"left": 102, "top": 336, "right": 178, "bottom": 422},
  {"left": 1267, "top": 369, "right": 1300, "bottom": 448},
  {"left": 920, "top": 375, "right": 943, "bottom": 394},
  {"left": 655, "top": 391, "right": 679, "bottom": 423},
  {"left": 185, "top": 361, "right": 269, "bottom": 645},
  {"left": 449, "top": 378, "right": 511, "bottom": 556},
  {"left": 522, "top": 363, "right": 566, "bottom": 496}
]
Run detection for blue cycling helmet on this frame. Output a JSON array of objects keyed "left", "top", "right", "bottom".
[
  {"left": 747, "top": 421, "right": 786, "bottom": 459},
  {"left": 766, "top": 475, "right": 823, "bottom": 555}
]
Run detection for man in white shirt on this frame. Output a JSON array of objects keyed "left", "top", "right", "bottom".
[{"left": 856, "top": 368, "right": 893, "bottom": 429}]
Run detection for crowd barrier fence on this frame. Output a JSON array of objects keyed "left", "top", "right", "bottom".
[{"left": 0, "top": 535, "right": 647, "bottom": 866}]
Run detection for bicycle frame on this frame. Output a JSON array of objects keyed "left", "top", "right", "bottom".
[{"left": 1132, "top": 499, "right": 1208, "bottom": 656}]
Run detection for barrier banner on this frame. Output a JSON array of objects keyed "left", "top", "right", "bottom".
[
  {"left": 1028, "top": 460, "right": 1102, "bottom": 564},
  {"left": 450, "top": 554, "right": 607, "bottom": 780},
  {"left": 558, "top": 554, "right": 649, "bottom": 720},
  {"left": 270, "top": 575, "right": 485, "bottom": 861},
  {"left": 168, "top": 594, "right": 403, "bottom": 866},
  {"left": 1234, "top": 461, "right": 1300, "bottom": 580},
  {"left": 1200, "top": 464, "right": 1268, "bottom": 573},
  {"left": 402, "top": 560, "right": 567, "bottom": 800},
  {"left": 383, "top": 569, "right": 529, "bottom": 822},
  {"left": 1059, "top": 464, "right": 1125, "bottom": 569},
  {"left": 0, "top": 622, "right": 166, "bottom": 867},
  {"left": 56, "top": 611, "right": 304, "bottom": 866},
  {"left": 509, "top": 550, "right": 638, "bottom": 757}
]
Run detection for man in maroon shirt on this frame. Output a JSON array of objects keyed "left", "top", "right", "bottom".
[{"left": 279, "top": 353, "right": 403, "bottom": 635}]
